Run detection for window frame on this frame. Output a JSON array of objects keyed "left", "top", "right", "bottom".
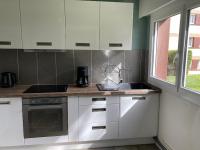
[
  {"left": 148, "top": 1, "right": 200, "bottom": 106},
  {"left": 148, "top": 4, "right": 184, "bottom": 94}
]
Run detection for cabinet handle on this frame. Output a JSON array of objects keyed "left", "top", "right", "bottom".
[
  {"left": 36, "top": 42, "right": 52, "bottom": 46},
  {"left": 92, "top": 108, "right": 106, "bottom": 112},
  {"left": 92, "top": 98, "right": 106, "bottom": 102},
  {"left": 75, "top": 43, "right": 90, "bottom": 47},
  {"left": 0, "top": 41, "right": 11, "bottom": 45},
  {"left": 0, "top": 101, "right": 10, "bottom": 105},
  {"left": 92, "top": 126, "right": 106, "bottom": 130},
  {"left": 109, "top": 43, "right": 123, "bottom": 47},
  {"left": 132, "top": 97, "right": 146, "bottom": 100}
]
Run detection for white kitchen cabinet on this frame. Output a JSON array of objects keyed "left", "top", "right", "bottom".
[
  {"left": 119, "top": 94, "right": 159, "bottom": 139},
  {"left": 68, "top": 96, "right": 79, "bottom": 142},
  {"left": 65, "top": 0, "right": 100, "bottom": 50},
  {"left": 0, "top": 0, "right": 22, "bottom": 49},
  {"left": 20, "top": 0, "right": 65, "bottom": 49},
  {"left": 100, "top": 2, "right": 133, "bottom": 50},
  {"left": 0, "top": 98, "right": 24, "bottom": 147},
  {"left": 78, "top": 96, "right": 119, "bottom": 141}
]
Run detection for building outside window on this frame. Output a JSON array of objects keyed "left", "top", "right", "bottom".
[
  {"left": 188, "top": 37, "right": 194, "bottom": 48},
  {"left": 153, "top": 14, "right": 181, "bottom": 84},
  {"left": 190, "top": 14, "right": 196, "bottom": 24}
]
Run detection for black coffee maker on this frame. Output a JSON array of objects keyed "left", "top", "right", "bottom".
[
  {"left": 76, "top": 66, "right": 89, "bottom": 87},
  {"left": 1, "top": 72, "right": 17, "bottom": 88}
]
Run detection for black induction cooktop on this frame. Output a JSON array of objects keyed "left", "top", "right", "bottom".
[{"left": 24, "top": 85, "right": 68, "bottom": 93}]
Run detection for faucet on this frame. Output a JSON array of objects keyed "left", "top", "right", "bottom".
[
  {"left": 103, "top": 64, "right": 129, "bottom": 84},
  {"left": 118, "top": 68, "right": 129, "bottom": 84}
]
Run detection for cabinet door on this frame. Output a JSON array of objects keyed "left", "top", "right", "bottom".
[
  {"left": 100, "top": 2, "right": 133, "bottom": 50},
  {"left": 0, "top": 0, "right": 22, "bottom": 49},
  {"left": 119, "top": 95, "right": 159, "bottom": 139},
  {"left": 0, "top": 98, "right": 24, "bottom": 147},
  {"left": 66, "top": 0, "right": 99, "bottom": 50},
  {"left": 20, "top": 0, "right": 65, "bottom": 49},
  {"left": 68, "top": 96, "right": 79, "bottom": 142}
]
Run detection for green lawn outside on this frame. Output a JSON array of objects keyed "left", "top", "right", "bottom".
[{"left": 167, "top": 75, "right": 200, "bottom": 92}]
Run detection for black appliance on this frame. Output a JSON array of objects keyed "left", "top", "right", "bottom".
[
  {"left": 76, "top": 66, "right": 89, "bottom": 87},
  {"left": 23, "top": 97, "right": 68, "bottom": 138},
  {"left": 1, "top": 72, "right": 17, "bottom": 88},
  {"left": 24, "top": 85, "right": 68, "bottom": 93}
]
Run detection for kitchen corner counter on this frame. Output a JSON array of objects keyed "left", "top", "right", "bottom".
[{"left": 0, "top": 84, "right": 161, "bottom": 98}]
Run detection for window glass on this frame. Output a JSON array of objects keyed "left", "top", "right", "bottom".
[
  {"left": 153, "top": 14, "right": 181, "bottom": 84},
  {"left": 184, "top": 7, "right": 200, "bottom": 92}
]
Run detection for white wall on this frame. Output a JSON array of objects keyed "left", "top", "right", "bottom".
[
  {"left": 139, "top": 0, "right": 175, "bottom": 18},
  {"left": 158, "top": 90, "right": 200, "bottom": 150}
]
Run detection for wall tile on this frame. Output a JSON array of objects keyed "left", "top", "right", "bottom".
[
  {"left": 125, "top": 50, "right": 142, "bottom": 82},
  {"left": 109, "top": 51, "right": 125, "bottom": 83},
  {"left": 74, "top": 50, "right": 91, "bottom": 83},
  {"left": 56, "top": 51, "right": 74, "bottom": 84},
  {"left": 0, "top": 50, "right": 18, "bottom": 83},
  {"left": 38, "top": 52, "right": 56, "bottom": 84},
  {"left": 18, "top": 50, "right": 37, "bottom": 85},
  {"left": 92, "top": 50, "right": 109, "bottom": 83}
]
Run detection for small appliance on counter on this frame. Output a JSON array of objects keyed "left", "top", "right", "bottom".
[
  {"left": 76, "top": 66, "right": 89, "bottom": 87},
  {"left": 1, "top": 72, "right": 17, "bottom": 88}
]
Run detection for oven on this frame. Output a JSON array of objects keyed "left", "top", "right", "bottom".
[{"left": 23, "top": 97, "right": 68, "bottom": 138}]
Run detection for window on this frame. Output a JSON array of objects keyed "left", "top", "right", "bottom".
[
  {"left": 183, "top": 7, "right": 200, "bottom": 93},
  {"left": 153, "top": 14, "right": 181, "bottom": 84},
  {"left": 188, "top": 37, "right": 194, "bottom": 48},
  {"left": 190, "top": 14, "right": 196, "bottom": 24}
]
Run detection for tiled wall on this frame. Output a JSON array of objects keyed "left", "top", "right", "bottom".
[{"left": 0, "top": 49, "right": 147, "bottom": 85}]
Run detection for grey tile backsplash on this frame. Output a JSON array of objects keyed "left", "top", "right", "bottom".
[{"left": 0, "top": 49, "right": 146, "bottom": 85}]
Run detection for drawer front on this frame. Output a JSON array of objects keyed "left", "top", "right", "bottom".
[
  {"left": 79, "top": 104, "right": 119, "bottom": 124},
  {"left": 79, "top": 105, "right": 107, "bottom": 124},
  {"left": 120, "top": 96, "right": 147, "bottom": 103},
  {"left": 79, "top": 96, "right": 107, "bottom": 106},
  {"left": 79, "top": 122, "right": 118, "bottom": 141}
]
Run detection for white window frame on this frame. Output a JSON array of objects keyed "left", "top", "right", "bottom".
[
  {"left": 148, "top": 1, "right": 200, "bottom": 106},
  {"left": 148, "top": 2, "right": 184, "bottom": 94}
]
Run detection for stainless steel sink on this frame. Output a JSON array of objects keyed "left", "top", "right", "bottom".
[{"left": 96, "top": 83, "right": 152, "bottom": 91}]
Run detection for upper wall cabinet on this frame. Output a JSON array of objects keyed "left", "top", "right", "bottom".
[
  {"left": 20, "top": 0, "right": 65, "bottom": 49},
  {"left": 66, "top": 0, "right": 100, "bottom": 50},
  {"left": 0, "top": 0, "right": 22, "bottom": 49},
  {"left": 100, "top": 2, "right": 133, "bottom": 50}
]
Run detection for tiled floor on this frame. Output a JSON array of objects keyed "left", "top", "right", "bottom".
[{"left": 88, "top": 144, "right": 159, "bottom": 150}]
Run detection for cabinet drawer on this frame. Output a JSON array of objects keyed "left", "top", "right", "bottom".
[
  {"left": 120, "top": 96, "right": 147, "bottom": 103},
  {"left": 79, "top": 105, "right": 107, "bottom": 124},
  {"left": 79, "top": 96, "right": 107, "bottom": 105},
  {"left": 79, "top": 122, "right": 118, "bottom": 141},
  {"left": 79, "top": 96, "right": 119, "bottom": 106},
  {"left": 79, "top": 104, "right": 119, "bottom": 124}
]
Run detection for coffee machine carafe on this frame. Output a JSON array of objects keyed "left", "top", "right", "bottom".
[{"left": 76, "top": 66, "right": 89, "bottom": 87}]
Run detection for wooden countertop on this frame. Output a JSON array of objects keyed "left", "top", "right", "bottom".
[{"left": 0, "top": 84, "right": 161, "bottom": 98}]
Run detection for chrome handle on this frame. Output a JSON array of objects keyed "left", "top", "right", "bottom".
[
  {"left": 75, "top": 43, "right": 90, "bottom": 47},
  {"left": 36, "top": 42, "right": 52, "bottom": 46},
  {"left": 109, "top": 43, "right": 123, "bottom": 47},
  {"left": 92, "top": 108, "right": 106, "bottom": 112},
  {"left": 0, "top": 101, "right": 10, "bottom": 105},
  {"left": 92, "top": 98, "right": 106, "bottom": 102},
  {"left": 0, "top": 41, "right": 11, "bottom": 45},
  {"left": 132, "top": 97, "right": 146, "bottom": 100},
  {"left": 92, "top": 126, "right": 106, "bottom": 130}
]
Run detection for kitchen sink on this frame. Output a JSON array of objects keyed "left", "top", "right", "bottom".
[{"left": 96, "top": 82, "right": 152, "bottom": 91}]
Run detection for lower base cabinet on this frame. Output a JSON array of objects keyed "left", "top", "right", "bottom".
[
  {"left": 119, "top": 95, "right": 159, "bottom": 139},
  {"left": 0, "top": 98, "right": 24, "bottom": 147},
  {"left": 75, "top": 94, "right": 159, "bottom": 141}
]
